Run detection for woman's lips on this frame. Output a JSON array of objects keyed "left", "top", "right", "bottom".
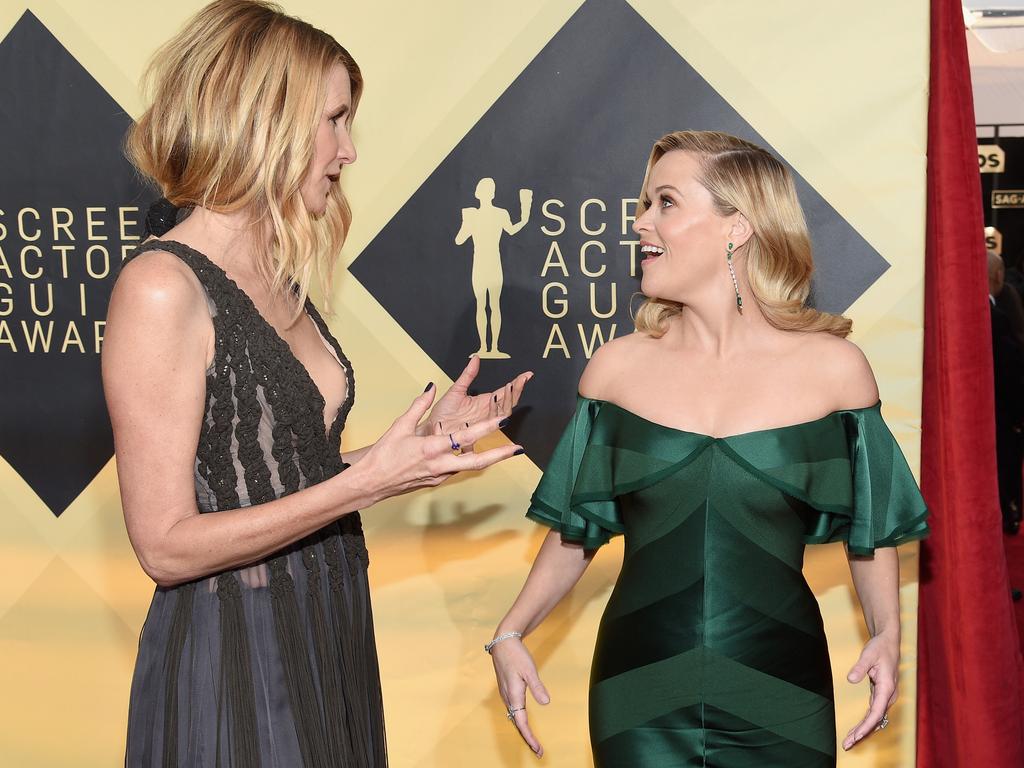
[{"left": 640, "top": 242, "right": 664, "bottom": 267}]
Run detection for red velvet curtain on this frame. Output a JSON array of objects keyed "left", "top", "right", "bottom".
[{"left": 917, "top": 0, "right": 1024, "bottom": 764}]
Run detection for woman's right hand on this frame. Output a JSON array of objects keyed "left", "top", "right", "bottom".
[
  {"left": 353, "top": 383, "right": 524, "bottom": 505},
  {"left": 492, "top": 636, "right": 551, "bottom": 757}
]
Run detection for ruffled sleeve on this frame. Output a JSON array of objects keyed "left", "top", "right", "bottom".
[
  {"left": 526, "top": 396, "right": 624, "bottom": 549},
  {"left": 803, "top": 403, "right": 930, "bottom": 555}
]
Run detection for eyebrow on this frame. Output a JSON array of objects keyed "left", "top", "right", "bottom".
[
  {"left": 327, "top": 104, "right": 350, "bottom": 118},
  {"left": 654, "top": 184, "right": 683, "bottom": 195}
]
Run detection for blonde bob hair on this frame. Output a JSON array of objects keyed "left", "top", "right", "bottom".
[
  {"left": 633, "top": 131, "right": 851, "bottom": 338},
  {"left": 125, "top": 0, "right": 362, "bottom": 320}
]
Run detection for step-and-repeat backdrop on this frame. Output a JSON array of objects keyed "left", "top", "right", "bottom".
[
  {"left": 980, "top": 136, "right": 1024, "bottom": 266},
  {"left": 0, "top": 1, "right": 927, "bottom": 765}
]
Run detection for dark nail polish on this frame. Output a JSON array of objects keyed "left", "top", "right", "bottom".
[
  {"left": 513, "top": 447, "right": 525, "bottom": 455},
  {"left": 465, "top": 422, "right": 469, "bottom": 428},
  {"left": 493, "top": 394, "right": 498, "bottom": 402},
  {"left": 499, "top": 418, "right": 509, "bottom": 428},
  {"left": 424, "top": 382, "right": 434, "bottom": 392}
]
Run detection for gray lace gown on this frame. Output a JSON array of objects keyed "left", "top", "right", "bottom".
[{"left": 121, "top": 240, "right": 387, "bottom": 767}]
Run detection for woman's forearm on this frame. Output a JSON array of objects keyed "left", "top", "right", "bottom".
[
  {"left": 496, "top": 529, "right": 595, "bottom": 637},
  {"left": 134, "top": 460, "right": 380, "bottom": 587},
  {"left": 847, "top": 546, "right": 901, "bottom": 638}
]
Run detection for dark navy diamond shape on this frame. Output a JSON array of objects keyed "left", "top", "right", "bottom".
[
  {"left": 0, "top": 11, "right": 154, "bottom": 515},
  {"left": 349, "top": 0, "right": 888, "bottom": 469}
]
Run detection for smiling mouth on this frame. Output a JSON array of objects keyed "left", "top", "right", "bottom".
[
  {"left": 326, "top": 173, "right": 340, "bottom": 183},
  {"left": 640, "top": 244, "right": 664, "bottom": 264}
]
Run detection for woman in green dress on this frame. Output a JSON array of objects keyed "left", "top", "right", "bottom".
[{"left": 488, "top": 131, "right": 929, "bottom": 767}]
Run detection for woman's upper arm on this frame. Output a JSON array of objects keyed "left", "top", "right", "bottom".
[{"left": 101, "top": 252, "right": 212, "bottom": 578}]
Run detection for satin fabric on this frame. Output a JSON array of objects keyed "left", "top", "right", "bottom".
[{"left": 527, "top": 396, "right": 929, "bottom": 767}]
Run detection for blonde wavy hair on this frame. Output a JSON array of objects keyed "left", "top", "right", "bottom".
[
  {"left": 125, "top": 0, "right": 362, "bottom": 321},
  {"left": 633, "top": 131, "right": 851, "bottom": 338}
]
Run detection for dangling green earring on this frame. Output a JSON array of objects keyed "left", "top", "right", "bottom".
[{"left": 727, "top": 242, "right": 743, "bottom": 313}]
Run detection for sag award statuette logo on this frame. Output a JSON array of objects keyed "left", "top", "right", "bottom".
[{"left": 455, "top": 178, "right": 533, "bottom": 359}]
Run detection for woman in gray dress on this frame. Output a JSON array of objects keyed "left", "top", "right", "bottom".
[{"left": 101, "top": 2, "right": 529, "bottom": 765}]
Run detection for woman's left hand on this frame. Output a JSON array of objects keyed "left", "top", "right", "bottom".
[
  {"left": 842, "top": 629, "right": 899, "bottom": 750},
  {"left": 419, "top": 355, "right": 533, "bottom": 447}
]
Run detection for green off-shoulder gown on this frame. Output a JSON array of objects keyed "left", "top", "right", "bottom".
[{"left": 526, "top": 396, "right": 929, "bottom": 767}]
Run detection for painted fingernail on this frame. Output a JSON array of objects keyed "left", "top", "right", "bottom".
[
  {"left": 465, "top": 422, "right": 469, "bottom": 428},
  {"left": 424, "top": 382, "right": 434, "bottom": 392},
  {"left": 513, "top": 447, "right": 525, "bottom": 455},
  {"left": 493, "top": 394, "right": 498, "bottom": 402},
  {"left": 499, "top": 418, "right": 510, "bottom": 428}
]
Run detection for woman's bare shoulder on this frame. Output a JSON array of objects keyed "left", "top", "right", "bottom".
[
  {"left": 578, "top": 331, "right": 660, "bottom": 401},
  {"left": 104, "top": 248, "right": 212, "bottom": 374},
  {"left": 795, "top": 332, "right": 879, "bottom": 410},
  {"left": 110, "top": 248, "right": 206, "bottom": 320}
]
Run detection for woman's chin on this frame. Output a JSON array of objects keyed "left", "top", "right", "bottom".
[{"left": 301, "top": 198, "right": 328, "bottom": 218}]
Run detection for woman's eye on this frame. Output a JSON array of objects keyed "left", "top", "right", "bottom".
[{"left": 659, "top": 196, "right": 673, "bottom": 208}]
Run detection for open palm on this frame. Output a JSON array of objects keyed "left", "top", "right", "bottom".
[{"left": 421, "top": 356, "right": 532, "bottom": 444}]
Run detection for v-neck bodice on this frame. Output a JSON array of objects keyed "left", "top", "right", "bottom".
[
  {"left": 150, "top": 238, "right": 352, "bottom": 439},
  {"left": 120, "top": 239, "right": 356, "bottom": 510}
]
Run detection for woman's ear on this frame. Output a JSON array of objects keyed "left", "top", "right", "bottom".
[{"left": 729, "top": 213, "right": 754, "bottom": 250}]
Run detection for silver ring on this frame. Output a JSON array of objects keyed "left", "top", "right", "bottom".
[
  {"left": 506, "top": 705, "right": 525, "bottom": 720},
  {"left": 878, "top": 714, "right": 889, "bottom": 730}
]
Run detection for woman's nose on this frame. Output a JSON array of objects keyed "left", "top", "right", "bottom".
[
  {"left": 338, "top": 132, "right": 357, "bottom": 165},
  {"left": 632, "top": 207, "right": 651, "bottom": 235}
]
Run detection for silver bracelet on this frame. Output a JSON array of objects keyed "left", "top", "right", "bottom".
[{"left": 485, "top": 631, "right": 523, "bottom": 654}]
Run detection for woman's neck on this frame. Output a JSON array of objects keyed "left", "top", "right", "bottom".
[
  {"left": 663, "top": 286, "right": 777, "bottom": 358},
  {"left": 170, "top": 206, "right": 270, "bottom": 281}
]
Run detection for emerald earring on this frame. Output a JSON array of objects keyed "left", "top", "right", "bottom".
[{"left": 727, "top": 242, "right": 743, "bottom": 313}]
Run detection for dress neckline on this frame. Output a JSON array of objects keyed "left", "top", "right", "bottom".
[
  {"left": 581, "top": 394, "right": 881, "bottom": 441},
  {"left": 147, "top": 238, "right": 349, "bottom": 438}
]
